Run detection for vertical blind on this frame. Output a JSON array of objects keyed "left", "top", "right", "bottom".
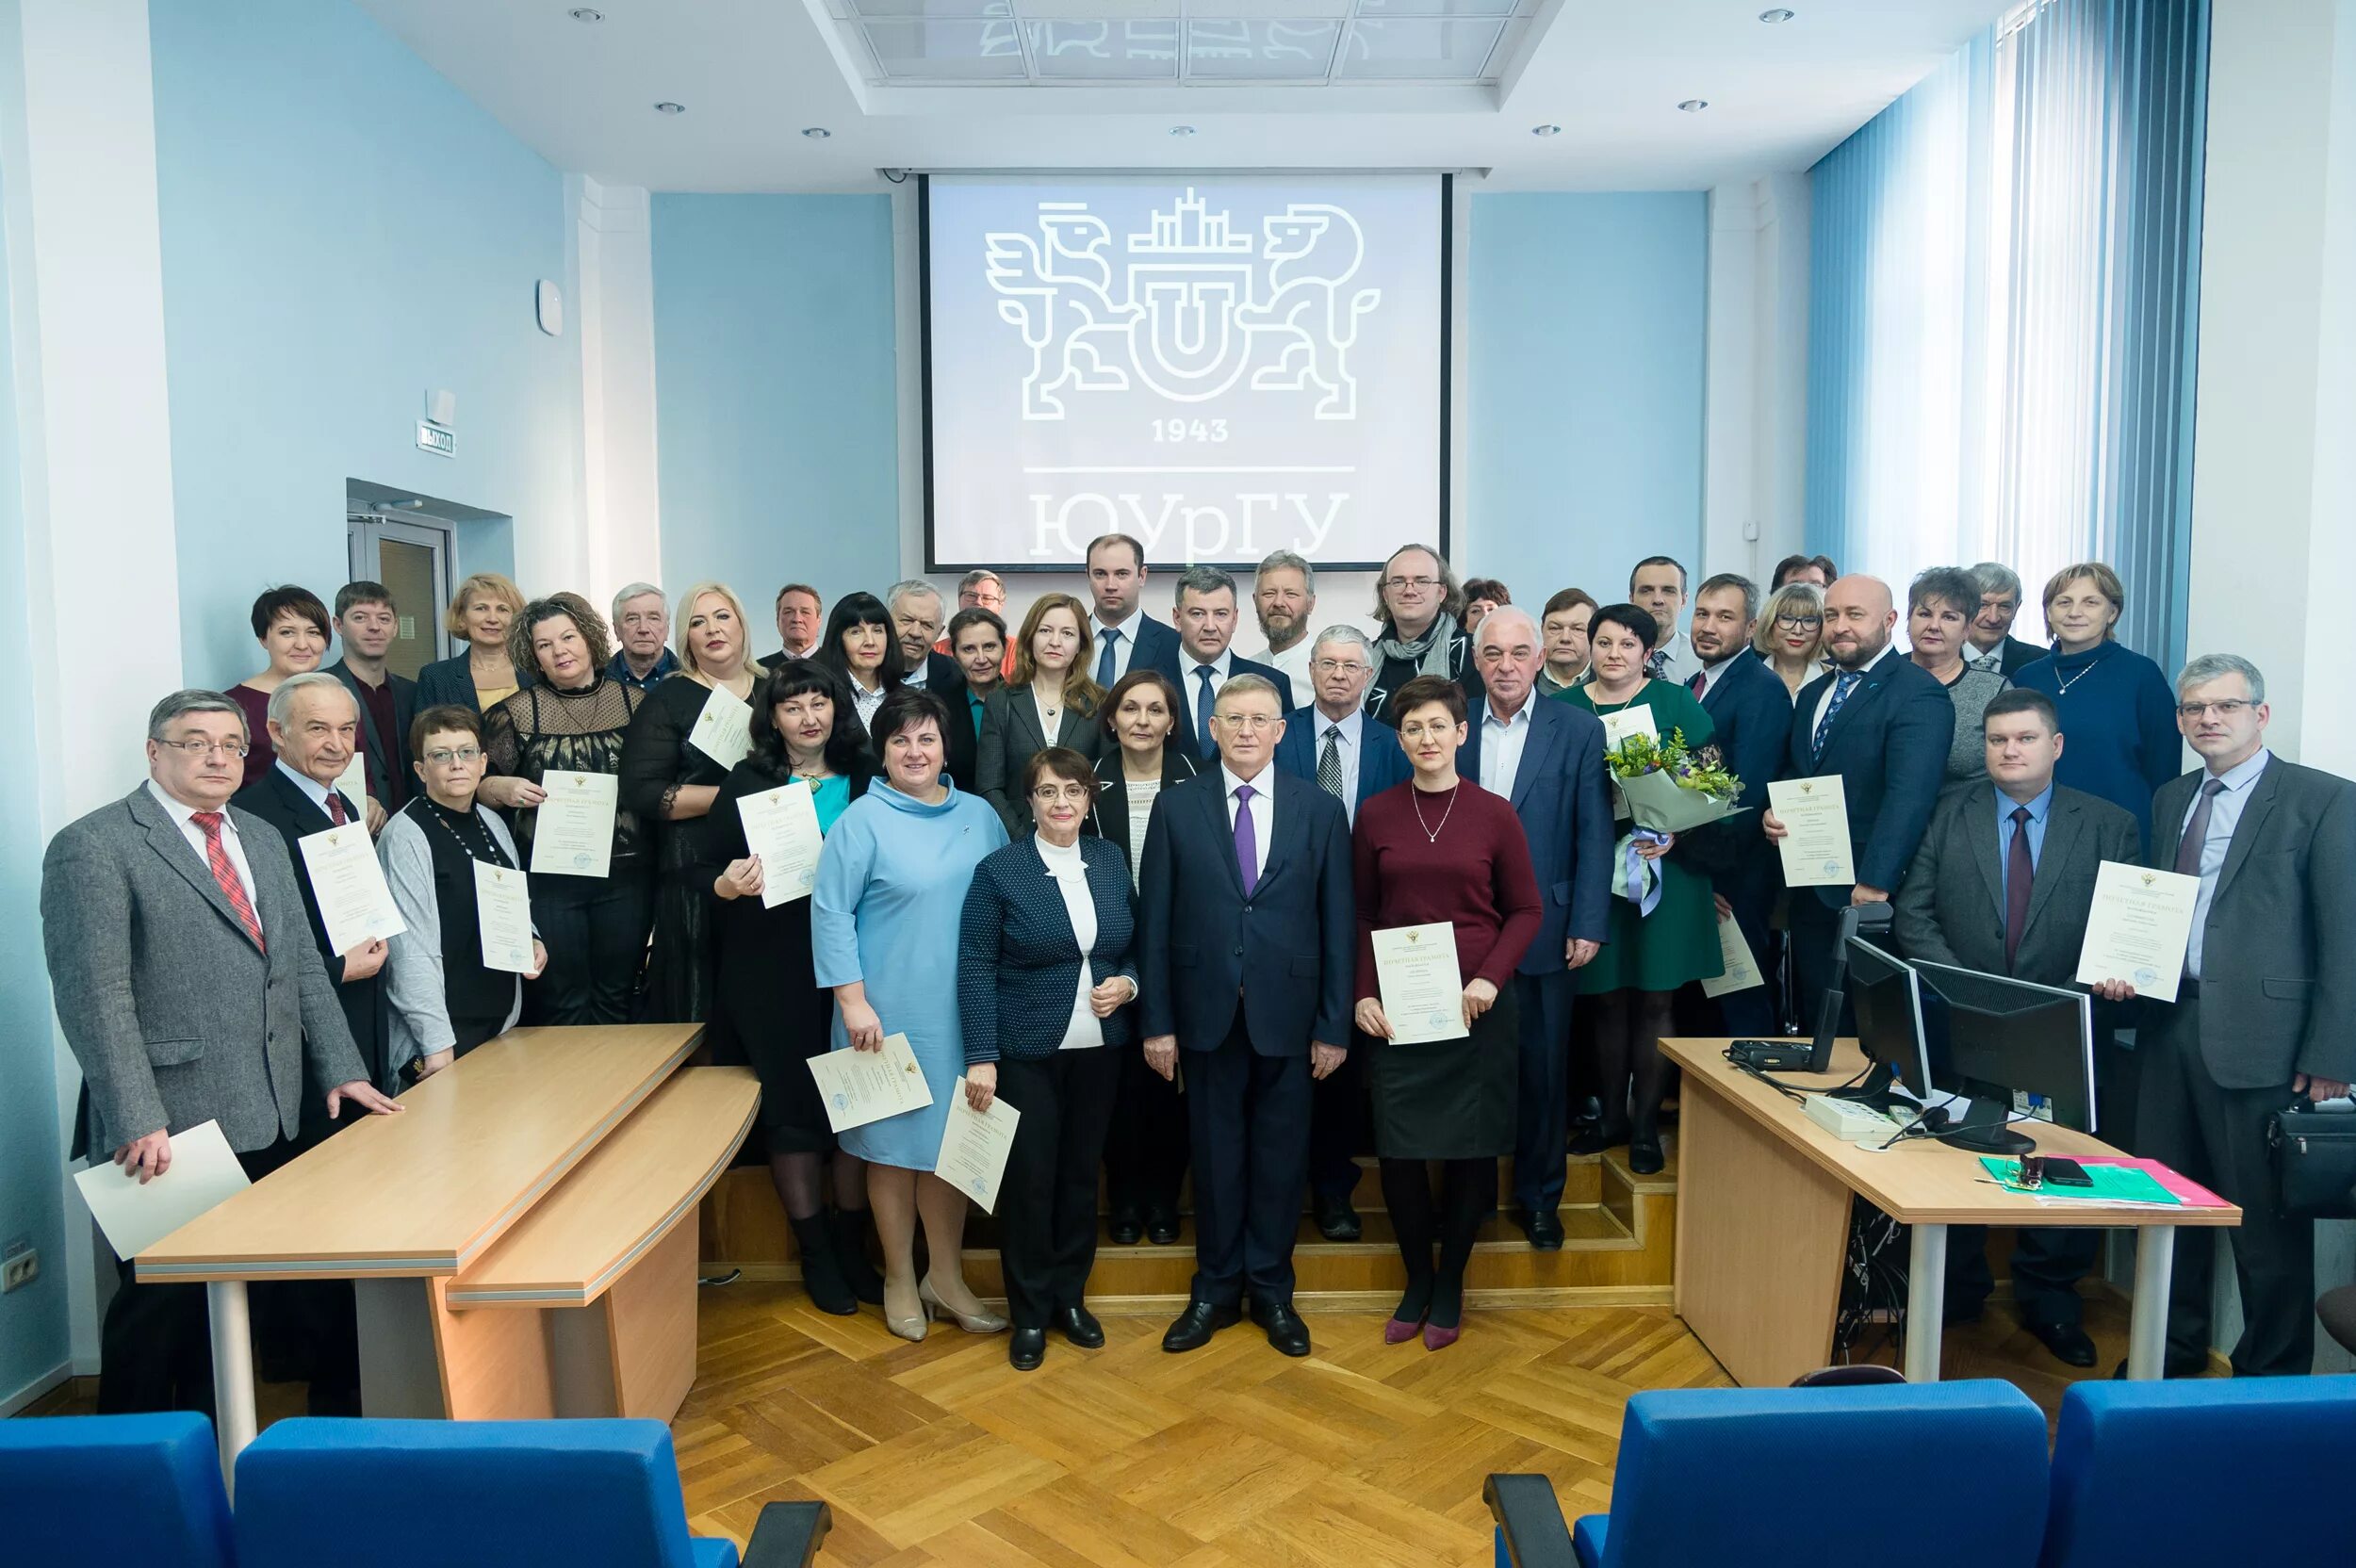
[{"left": 1806, "top": 0, "right": 2209, "bottom": 668}]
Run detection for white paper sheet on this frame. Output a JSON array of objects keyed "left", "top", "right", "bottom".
[
  {"left": 807, "top": 1033, "right": 935, "bottom": 1133},
  {"left": 531, "top": 770, "right": 619, "bottom": 878},
  {"left": 1372, "top": 922, "right": 1466, "bottom": 1044},
  {"left": 74, "top": 1120, "right": 252, "bottom": 1260},
  {"left": 936, "top": 1079, "right": 1020, "bottom": 1214}
]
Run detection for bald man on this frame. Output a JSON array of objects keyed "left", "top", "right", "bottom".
[{"left": 1762, "top": 574, "right": 1954, "bottom": 1031}]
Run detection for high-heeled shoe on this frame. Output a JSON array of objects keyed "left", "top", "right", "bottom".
[
  {"left": 1422, "top": 1320, "right": 1462, "bottom": 1351},
  {"left": 919, "top": 1278, "right": 1008, "bottom": 1334},
  {"left": 884, "top": 1284, "right": 928, "bottom": 1344},
  {"left": 1383, "top": 1311, "right": 1428, "bottom": 1346}
]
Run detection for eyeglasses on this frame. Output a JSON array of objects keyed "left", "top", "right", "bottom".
[
  {"left": 424, "top": 746, "right": 484, "bottom": 766},
  {"left": 1312, "top": 659, "right": 1368, "bottom": 676},
  {"left": 1382, "top": 576, "right": 1440, "bottom": 593},
  {"left": 1214, "top": 713, "right": 1279, "bottom": 732},
  {"left": 2176, "top": 700, "right": 2253, "bottom": 720},
  {"left": 1029, "top": 784, "right": 1093, "bottom": 804},
  {"left": 157, "top": 738, "right": 249, "bottom": 760},
  {"left": 1775, "top": 613, "right": 1824, "bottom": 629}
]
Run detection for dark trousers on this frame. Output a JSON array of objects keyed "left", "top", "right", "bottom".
[
  {"left": 1185, "top": 1018, "right": 1311, "bottom": 1307},
  {"left": 98, "top": 1136, "right": 356, "bottom": 1415},
  {"left": 1308, "top": 1032, "right": 1370, "bottom": 1206},
  {"left": 528, "top": 869, "right": 652, "bottom": 1026},
  {"left": 1104, "top": 1044, "right": 1189, "bottom": 1221},
  {"left": 996, "top": 1048, "right": 1122, "bottom": 1329},
  {"left": 1946, "top": 1225, "right": 2099, "bottom": 1330},
  {"left": 1788, "top": 896, "right": 1852, "bottom": 1038},
  {"left": 1511, "top": 969, "right": 1575, "bottom": 1212},
  {"left": 1714, "top": 886, "right": 1780, "bottom": 1038},
  {"left": 2138, "top": 994, "right": 2315, "bottom": 1376}
]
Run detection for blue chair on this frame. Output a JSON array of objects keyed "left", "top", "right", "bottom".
[
  {"left": 0, "top": 1412, "right": 234, "bottom": 1566},
  {"left": 234, "top": 1418, "right": 744, "bottom": 1568},
  {"left": 1568, "top": 1380, "right": 2050, "bottom": 1568},
  {"left": 2041, "top": 1377, "right": 2356, "bottom": 1568}
]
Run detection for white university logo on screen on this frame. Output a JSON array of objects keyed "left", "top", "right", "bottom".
[{"left": 984, "top": 188, "right": 1382, "bottom": 421}]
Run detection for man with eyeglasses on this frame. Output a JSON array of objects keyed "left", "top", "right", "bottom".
[
  {"left": 41, "top": 689, "right": 403, "bottom": 1415},
  {"left": 1369, "top": 542, "right": 1481, "bottom": 725},
  {"left": 2096, "top": 654, "right": 2355, "bottom": 1378},
  {"left": 1140, "top": 674, "right": 1352, "bottom": 1358},
  {"left": 1168, "top": 565, "right": 1294, "bottom": 762}
]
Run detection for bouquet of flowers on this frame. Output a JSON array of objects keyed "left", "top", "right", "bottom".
[{"left": 1605, "top": 727, "right": 1745, "bottom": 834}]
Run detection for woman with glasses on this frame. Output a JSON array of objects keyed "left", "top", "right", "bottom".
[
  {"left": 227, "top": 586, "right": 332, "bottom": 788},
  {"left": 380, "top": 705, "right": 547, "bottom": 1079},
  {"left": 1753, "top": 581, "right": 1828, "bottom": 699},
  {"left": 1085, "top": 667, "right": 1199, "bottom": 1245},
  {"left": 1369, "top": 543, "right": 1482, "bottom": 724},
  {"left": 1906, "top": 567, "right": 2011, "bottom": 787},
  {"left": 2012, "top": 562, "right": 2179, "bottom": 843},
  {"left": 957, "top": 746, "right": 1139, "bottom": 1370},
  {"left": 979, "top": 592, "right": 1105, "bottom": 835}
]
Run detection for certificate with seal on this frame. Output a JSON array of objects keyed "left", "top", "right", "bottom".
[
  {"left": 473, "top": 861, "right": 535, "bottom": 973},
  {"left": 807, "top": 1033, "right": 935, "bottom": 1133},
  {"left": 2076, "top": 861, "right": 2199, "bottom": 1004},
  {"left": 1372, "top": 922, "right": 1466, "bottom": 1044},
  {"left": 1767, "top": 776, "right": 1856, "bottom": 888},
  {"left": 1699, "top": 910, "right": 1764, "bottom": 998},
  {"left": 333, "top": 750, "right": 369, "bottom": 813},
  {"left": 296, "top": 823, "right": 406, "bottom": 955},
  {"left": 935, "top": 1080, "right": 1020, "bottom": 1214},
  {"left": 1599, "top": 704, "right": 1658, "bottom": 750},
  {"left": 688, "top": 684, "right": 753, "bottom": 769},
  {"left": 737, "top": 779, "right": 824, "bottom": 906},
  {"left": 530, "top": 770, "right": 618, "bottom": 878}
]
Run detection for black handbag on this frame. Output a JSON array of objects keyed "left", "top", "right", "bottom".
[{"left": 2266, "top": 1097, "right": 2356, "bottom": 1218}]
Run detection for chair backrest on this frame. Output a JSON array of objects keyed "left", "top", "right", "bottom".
[
  {"left": 0, "top": 1412, "right": 234, "bottom": 1567},
  {"left": 234, "top": 1418, "right": 702, "bottom": 1568},
  {"left": 1600, "top": 1380, "right": 2049, "bottom": 1568},
  {"left": 2041, "top": 1378, "right": 2356, "bottom": 1568},
  {"left": 1790, "top": 1364, "right": 1907, "bottom": 1389}
]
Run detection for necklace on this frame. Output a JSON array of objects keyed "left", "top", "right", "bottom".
[
  {"left": 1409, "top": 783, "right": 1459, "bottom": 843},
  {"left": 418, "top": 798, "right": 511, "bottom": 869},
  {"left": 2053, "top": 651, "right": 2102, "bottom": 697}
]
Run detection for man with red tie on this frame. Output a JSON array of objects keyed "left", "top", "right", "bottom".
[{"left": 41, "top": 688, "right": 401, "bottom": 1414}]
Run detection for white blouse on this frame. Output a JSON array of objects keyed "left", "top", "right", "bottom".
[
  {"left": 1123, "top": 777, "right": 1160, "bottom": 893},
  {"left": 1036, "top": 833, "right": 1103, "bottom": 1051}
]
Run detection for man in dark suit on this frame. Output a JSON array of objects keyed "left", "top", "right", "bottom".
[
  {"left": 887, "top": 580, "right": 966, "bottom": 702},
  {"left": 1084, "top": 531, "right": 1182, "bottom": 688},
  {"left": 1458, "top": 607, "right": 1614, "bottom": 1248},
  {"left": 1893, "top": 688, "right": 2141, "bottom": 1367},
  {"left": 325, "top": 580, "right": 417, "bottom": 821},
  {"left": 1687, "top": 575, "right": 1797, "bottom": 1037},
  {"left": 41, "top": 689, "right": 403, "bottom": 1414},
  {"left": 767, "top": 581, "right": 825, "bottom": 667},
  {"left": 941, "top": 607, "right": 1005, "bottom": 795},
  {"left": 1964, "top": 563, "right": 2047, "bottom": 678},
  {"left": 1764, "top": 575, "right": 1955, "bottom": 1033},
  {"left": 2112, "top": 653, "right": 2355, "bottom": 1377},
  {"left": 1140, "top": 673, "right": 1351, "bottom": 1358},
  {"left": 1167, "top": 566, "right": 1294, "bottom": 762},
  {"left": 1271, "top": 625, "right": 1408, "bottom": 1240}
]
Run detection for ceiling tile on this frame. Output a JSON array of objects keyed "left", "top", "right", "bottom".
[
  {"left": 860, "top": 17, "right": 1027, "bottom": 78},
  {"left": 1336, "top": 16, "right": 1504, "bottom": 78},
  {"left": 1026, "top": 19, "right": 1182, "bottom": 78},
  {"left": 1183, "top": 18, "right": 1342, "bottom": 79}
]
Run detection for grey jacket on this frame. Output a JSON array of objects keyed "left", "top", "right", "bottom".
[
  {"left": 1894, "top": 783, "right": 2141, "bottom": 987},
  {"left": 41, "top": 784, "right": 368, "bottom": 1156}
]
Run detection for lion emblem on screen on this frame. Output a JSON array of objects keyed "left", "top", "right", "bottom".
[{"left": 983, "top": 188, "right": 1382, "bottom": 421}]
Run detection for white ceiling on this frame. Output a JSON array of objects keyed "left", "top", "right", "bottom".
[{"left": 353, "top": 0, "right": 2014, "bottom": 193}]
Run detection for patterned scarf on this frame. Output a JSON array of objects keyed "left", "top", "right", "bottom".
[{"left": 1374, "top": 610, "right": 1463, "bottom": 681}]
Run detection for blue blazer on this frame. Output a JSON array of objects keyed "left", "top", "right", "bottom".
[
  {"left": 1138, "top": 767, "right": 1353, "bottom": 1054},
  {"left": 957, "top": 835, "right": 1138, "bottom": 1064},
  {"left": 1271, "top": 707, "right": 1408, "bottom": 825},
  {"left": 1782, "top": 653, "right": 1955, "bottom": 906},
  {"left": 1697, "top": 651, "right": 1795, "bottom": 897},
  {"left": 1168, "top": 655, "right": 1296, "bottom": 761},
  {"left": 414, "top": 653, "right": 532, "bottom": 714},
  {"left": 1125, "top": 613, "right": 1183, "bottom": 682},
  {"left": 1457, "top": 695, "right": 1615, "bottom": 967}
]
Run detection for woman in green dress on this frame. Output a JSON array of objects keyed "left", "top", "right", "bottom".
[{"left": 1556, "top": 603, "right": 1723, "bottom": 1174}]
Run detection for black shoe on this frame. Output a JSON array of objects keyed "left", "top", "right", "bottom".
[
  {"left": 2029, "top": 1320, "right": 2098, "bottom": 1369},
  {"left": 828, "top": 1208, "right": 887, "bottom": 1306},
  {"left": 789, "top": 1214, "right": 859, "bottom": 1316},
  {"left": 1513, "top": 1207, "right": 1564, "bottom": 1250},
  {"left": 1163, "top": 1298, "right": 1241, "bottom": 1353},
  {"left": 1056, "top": 1304, "right": 1105, "bottom": 1348},
  {"left": 1628, "top": 1137, "right": 1665, "bottom": 1176},
  {"left": 1251, "top": 1298, "right": 1313, "bottom": 1358},
  {"left": 1146, "top": 1209, "right": 1182, "bottom": 1246},
  {"left": 1108, "top": 1207, "right": 1144, "bottom": 1246},
  {"left": 2112, "top": 1350, "right": 2209, "bottom": 1380},
  {"left": 1009, "top": 1327, "right": 1047, "bottom": 1371},
  {"left": 1314, "top": 1194, "right": 1363, "bottom": 1242},
  {"left": 1569, "top": 1122, "right": 1630, "bottom": 1157}
]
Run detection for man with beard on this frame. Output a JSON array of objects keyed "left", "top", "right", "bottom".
[
  {"left": 1685, "top": 574, "right": 1794, "bottom": 1037},
  {"left": 1247, "top": 549, "right": 1317, "bottom": 694}
]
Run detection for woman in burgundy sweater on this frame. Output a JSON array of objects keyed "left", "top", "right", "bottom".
[{"left": 1352, "top": 676, "right": 1543, "bottom": 1350}]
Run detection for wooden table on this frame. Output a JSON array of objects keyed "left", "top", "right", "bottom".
[
  {"left": 137, "top": 1025, "right": 749, "bottom": 1479},
  {"left": 1661, "top": 1036, "right": 2239, "bottom": 1387}
]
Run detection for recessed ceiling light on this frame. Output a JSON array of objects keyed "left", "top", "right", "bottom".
[
  {"left": 802, "top": 126, "right": 830, "bottom": 139},
  {"left": 568, "top": 7, "right": 603, "bottom": 21},
  {"left": 1677, "top": 99, "right": 1710, "bottom": 112},
  {"left": 654, "top": 101, "right": 685, "bottom": 115},
  {"left": 1170, "top": 124, "right": 1196, "bottom": 138},
  {"left": 1758, "top": 8, "right": 1796, "bottom": 21},
  {"left": 1531, "top": 123, "right": 1561, "bottom": 138}
]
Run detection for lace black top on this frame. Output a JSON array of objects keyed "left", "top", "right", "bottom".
[{"left": 483, "top": 678, "right": 646, "bottom": 870}]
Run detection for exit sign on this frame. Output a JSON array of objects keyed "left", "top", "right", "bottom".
[{"left": 416, "top": 419, "right": 456, "bottom": 458}]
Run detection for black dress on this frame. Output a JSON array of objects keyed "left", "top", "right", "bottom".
[{"left": 619, "top": 673, "right": 745, "bottom": 1041}]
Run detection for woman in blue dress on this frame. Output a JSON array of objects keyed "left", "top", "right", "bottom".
[{"left": 814, "top": 686, "right": 1009, "bottom": 1341}]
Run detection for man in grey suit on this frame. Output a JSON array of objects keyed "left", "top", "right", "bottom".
[
  {"left": 2112, "top": 654, "right": 2355, "bottom": 1377},
  {"left": 41, "top": 689, "right": 402, "bottom": 1413},
  {"left": 1894, "top": 688, "right": 2140, "bottom": 1368}
]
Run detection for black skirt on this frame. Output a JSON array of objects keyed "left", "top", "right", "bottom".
[
  {"left": 1368, "top": 986, "right": 1519, "bottom": 1160},
  {"left": 716, "top": 889, "right": 835, "bottom": 1152}
]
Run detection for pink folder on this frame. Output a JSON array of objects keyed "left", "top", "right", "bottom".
[{"left": 2075, "top": 1155, "right": 2233, "bottom": 1209}]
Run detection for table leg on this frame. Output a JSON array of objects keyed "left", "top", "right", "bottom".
[
  {"left": 1905, "top": 1222, "right": 1947, "bottom": 1382},
  {"left": 205, "top": 1280, "right": 257, "bottom": 1488},
  {"left": 2125, "top": 1226, "right": 2177, "bottom": 1379}
]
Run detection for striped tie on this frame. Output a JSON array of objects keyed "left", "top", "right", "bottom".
[
  {"left": 1811, "top": 671, "right": 1860, "bottom": 760},
  {"left": 190, "top": 811, "right": 265, "bottom": 952}
]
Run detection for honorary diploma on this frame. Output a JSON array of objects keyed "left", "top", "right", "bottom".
[
  {"left": 1768, "top": 776, "right": 1856, "bottom": 887},
  {"left": 737, "top": 780, "right": 824, "bottom": 907},
  {"left": 688, "top": 684, "right": 754, "bottom": 769},
  {"left": 472, "top": 861, "right": 535, "bottom": 974},
  {"left": 1599, "top": 704, "right": 1659, "bottom": 750},
  {"left": 935, "top": 1080, "right": 1020, "bottom": 1214},
  {"left": 2076, "top": 861, "right": 2199, "bottom": 1004},
  {"left": 1699, "top": 910, "right": 1764, "bottom": 998},
  {"left": 296, "top": 824, "right": 406, "bottom": 956},
  {"left": 1372, "top": 923, "right": 1466, "bottom": 1044},
  {"left": 807, "top": 1033, "right": 935, "bottom": 1133},
  {"left": 530, "top": 770, "right": 618, "bottom": 878}
]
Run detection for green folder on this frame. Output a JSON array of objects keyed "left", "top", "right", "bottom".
[{"left": 1978, "top": 1157, "right": 2181, "bottom": 1205}]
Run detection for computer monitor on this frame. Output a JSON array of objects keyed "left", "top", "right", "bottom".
[
  {"left": 1834, "top": 937, "right": 1938, "bottom": 1110},
  {"left": 1802, "top": 903, "right": 1896, "bottom": 1072},
  {"left": 1910, "top": 959, "right": 2096, "bottom": 1155}
]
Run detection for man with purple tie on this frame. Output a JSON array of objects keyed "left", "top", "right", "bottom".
[{"left": 1138, "top": 674, "right": 1352, "bottom": 1358}]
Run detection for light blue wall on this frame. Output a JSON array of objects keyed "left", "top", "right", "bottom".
[
  {"left": 651, "top": 194, "right": 900, "bottom": 619},
  {"left": 1465, "top": 192, "right": 1709, "bottom": 599},
  {"left": 0, "top": 151, "right": 73, "bottom": 1407},
  {"left": 148, "top": 0, "right": 574, "bottom": 684}
]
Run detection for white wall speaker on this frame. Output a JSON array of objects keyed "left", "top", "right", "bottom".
[{"left": 535, "top": 279, "right": 564, "bottom": 336}]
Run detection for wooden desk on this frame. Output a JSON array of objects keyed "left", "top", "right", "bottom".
[{"left": 1661, "top": 1037, "right": 2239, "bottom": 1387}]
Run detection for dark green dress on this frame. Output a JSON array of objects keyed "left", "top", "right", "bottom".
[{"left": 1557, "top": 679, "right": 1725, "bottom": 995}]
